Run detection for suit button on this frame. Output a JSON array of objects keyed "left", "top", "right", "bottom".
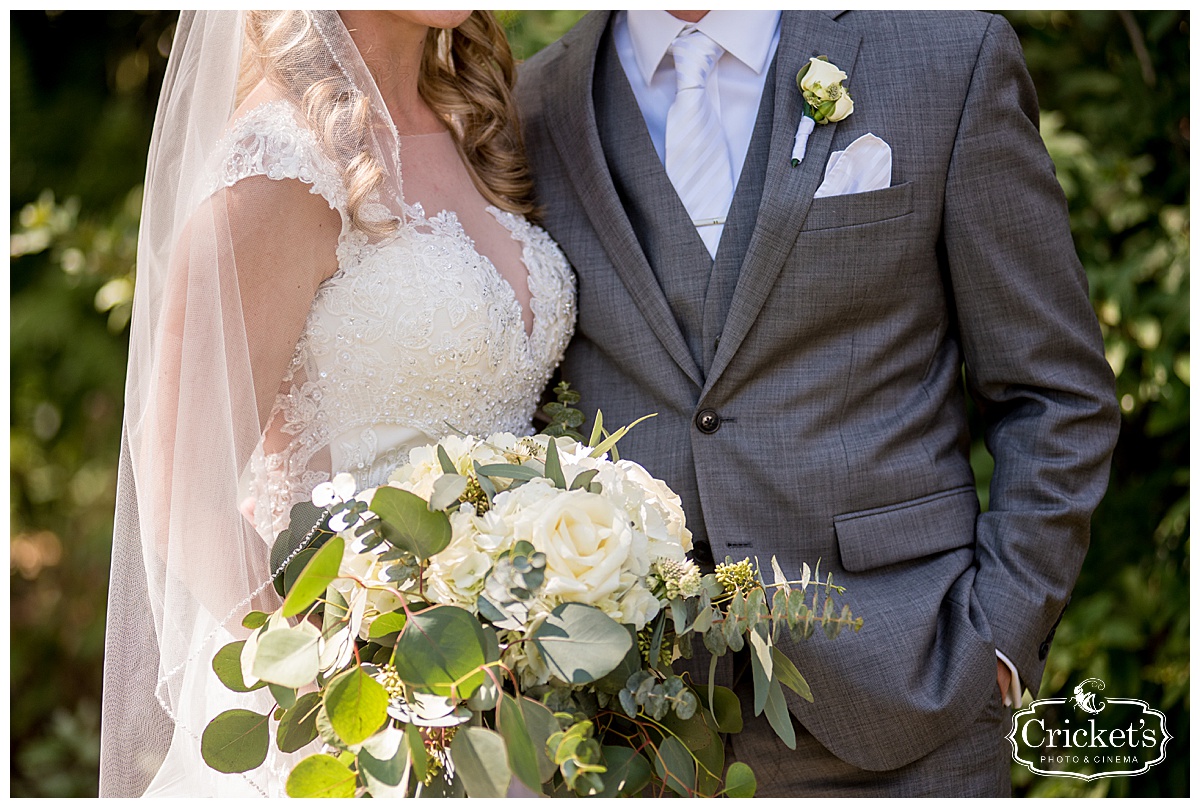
[
  {"left": 1038, "top": 641, "right": 1051, "bottom": 661},
  {"left": 695, "top": 409, "right": 721, "bottom": 434}
]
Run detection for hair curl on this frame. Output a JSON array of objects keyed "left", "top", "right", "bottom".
[
  {"left": 236, "top": 11, "right": 535, "bottom": 236},
  {"left": 419, "top": 12, "right": 537, "bottom": 220}
]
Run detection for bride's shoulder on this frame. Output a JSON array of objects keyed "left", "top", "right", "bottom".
[{"left": 209, "top": 82, "right": 346, "bottom": 212}]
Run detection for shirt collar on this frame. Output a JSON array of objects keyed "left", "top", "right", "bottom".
[{"left": 625, "top": 10, "right": 782, "bottom": 85}]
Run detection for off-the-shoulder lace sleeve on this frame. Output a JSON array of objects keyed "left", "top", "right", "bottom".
[{"left": 209, "top": 100, "right": 348, "bottom": 223}]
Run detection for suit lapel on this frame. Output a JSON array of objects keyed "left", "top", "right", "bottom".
[
  {"left": 543, "top": 12, "right": 703, "bottom": 388},
  {"left": 703, "top": 11, "right": 862, "bottom": 396}
]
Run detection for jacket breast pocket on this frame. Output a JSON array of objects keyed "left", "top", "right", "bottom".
[
  {"left": 834, "top": 486, "right": 979, "bottom": 572},
  {"left": 802, "top": 180, "right": 914, "bottom": 231}
]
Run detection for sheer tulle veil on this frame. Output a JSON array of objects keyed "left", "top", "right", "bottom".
[{"left": 99, "top": 11, "right": 409, "bottom": 796}]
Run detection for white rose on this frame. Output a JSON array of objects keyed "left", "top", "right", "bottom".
[
  {"left": 514, "top": 488, "right": 635, "bottom": 607},
  {"left": 424, "top": 510, "right": 501, "bottom": 608},
  {"left": 613, "top": 460, "right": 692, "bottom": 559},
  {"left": 615, "top": 580, "right": 661, "bottom": 630},
  {"left": 426, "top": 547, "right": 491, "bottom": 608},
  {"left": 828, "top": 92, "right": 854, "bottom": 122},
  {"left": 799, "top": 57, "right": 847, "bottom": 97}
]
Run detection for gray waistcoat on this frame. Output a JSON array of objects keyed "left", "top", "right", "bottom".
[{"left": 592, "top": 27, "right": 776, "bottom": 373}]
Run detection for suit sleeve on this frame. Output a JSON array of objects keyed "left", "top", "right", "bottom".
[{"left": 941, "top": 14, "right": 1120, "bottom": 693}]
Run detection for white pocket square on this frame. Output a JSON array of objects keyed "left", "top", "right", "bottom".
[{"left": 813, "top": 133, "right": 892, "bottom": 199}]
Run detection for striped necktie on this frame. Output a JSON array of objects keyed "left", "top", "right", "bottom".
[{"left": 664, "top": 28, "right": 733, "bottom": 259}]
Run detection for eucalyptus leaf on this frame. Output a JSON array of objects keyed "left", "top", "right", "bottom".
[
  {"left": 392, "top": 604, "right": 488, "bottom": 698},
  {"left": 271, "top": 500, "right": 326, "bottom": 594},
  {"left": 663, "top": 708, "right": 722, "bottom": 797},
  {"left": 429, "top": 473, "right": 469, "bottom": 511},
  {"left": 280, "top": 536, "right": 344, "bottom": 618},
  {"left": 519, "top": 697, "right": 560, "bottom": 783},
  {"left": 593, "top": 626, "right": 640, "bottom": 694},
  {"left": 371, "top": 487, "right": 451, "bottom": 560},
  {"left": 706, "top": 637, "right": 721, "bottom": 715},
  {"left": 466, "top": 677, "right": 499, "bottom": 712},
  {"left": 599, "top": 745, "right": 652, "bottom": 797},
  {"left": 252, "top": 622, "right": 321, "bottom": 689},
  {"left": 212, "top": 640, "right": 266, "bottom": 693},
  {"left": 285, "top": 753, "right": 357, "bottom": 798},
  {"left": 750, "top": 631, "right": 770, "bottom": 716},
  {"left": 721, "top": 609, "right": 744, "bottom": 653},
  {"left": 724, "top": 761, "right": 757, "bottom": 798},
  {"left": 277, "top": 692, "right": 322, "bottom": 753},
  {"left": 703, "top": 684, "right": 743, "bottom": 734},
  {"left": 618, "top": 688, "right": 639, "bottom": 718},
  {"left": 367, "top": 610, "right": 407, "bottom": 641},
  {"left": 269, "top": 682, "right": 297, "bottom": 710},
  {"left": 323, "top": 585, "right": 349, "bottom": 629},
  {"left": 530, "top": 602, "right": 632, "bottom": 685},
  {"left": 661, "top": 707, "right": 716, "bottom": 755},
  {"left": 746, "top": 587, "right": 768, "bottom": 626},
  {"left": 279, "top": 547, "right": 315, "bottom": 600},
  {"left": 451, "top": 726, "right": 511, "bottom": 798},
  {"left": 315, "top": 703, "right": 354, "bottom": 753},
  {"left": 437, "top": 443, "right": 457, "bottom": 474},
  {"left": 404, "top": 721, "right": 427, "bottom": 784},
  {"left": 325, "top": 667, "right": 389, "bottom": 746},
  {"left": 651, "top": 734, "right": 695, "bottom": 797},
  {"left": 568, "top": 468, "right": 599, "bottom": 491},
  {"left": 360, "top": 728, "right": 410, "bottom": 798},
  {"left": 544, "top": 436, "right": 567, "bottom": 489},
  {"left": 670, "top": 598, "right": 688, "bottom": 635},
  {"left": 475, "top": 463, "right": 543, "bottom": 481},
  {"left": 771, "top": 588, "right": 789, "bottom": 638},
  {"left": 770, "top": 556, "right": 788, "bottom": 588},
  {"left": 241, "top": 610, "right": 269, "bottom": 630},
  {"left": 498, "top": 693, "right": 543, "bottom": 794},
  {"left": 200, "top": 709, "right": 269, "bottom": 774},
  {"left": 762, "top": 677, "right": 796, "bottom": 750},
  {"left": 770, "top": 646, "right": 813, "bottom": 702},
  {"left": 648, "top": 612, "right": 666, "bottom": 671}
]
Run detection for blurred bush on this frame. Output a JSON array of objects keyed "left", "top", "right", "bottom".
[
  {"left": 9, "top": 10, "right": 1188, "bottom": 798},
  {"left": 997, "top": 10, "right": 1189, "bottom": 797}
]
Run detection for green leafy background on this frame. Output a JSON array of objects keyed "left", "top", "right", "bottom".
[{"left": 9, "top": 11, "right": 1187, "bottom": 797}]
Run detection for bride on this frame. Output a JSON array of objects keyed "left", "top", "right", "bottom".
[{"left": 99, "top": 10, "right": 574, "bottom": 797}]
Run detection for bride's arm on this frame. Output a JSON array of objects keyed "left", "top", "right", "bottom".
[{"left": 136, "top": 176, "right": 340, "bottom": 618}]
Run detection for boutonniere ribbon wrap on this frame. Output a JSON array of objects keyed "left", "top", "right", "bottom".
[{"left": 791, "top": 56, "right": 854, "bottom": 167}]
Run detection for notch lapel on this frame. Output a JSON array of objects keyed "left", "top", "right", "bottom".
[
  {"left": 542, "top": 12, "right": 704, "bottom": 388},
  {"left": 702, "top": 11, "right": 861, "bottom": 397}
]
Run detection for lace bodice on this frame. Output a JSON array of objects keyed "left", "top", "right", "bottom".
[{"left": 213, "top": 102, "right": 576, "bottom": 537}]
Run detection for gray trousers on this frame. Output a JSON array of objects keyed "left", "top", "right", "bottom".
[{"left": 725, "top": 654, "right": 1012, "bottom": 797}]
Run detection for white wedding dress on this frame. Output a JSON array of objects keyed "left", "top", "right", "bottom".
[
  {"left": 219, "top": 101, "right": 577, "bottom": 541},
  {"left": 141, "top": 99, "right": 575, "bottom": 797}
]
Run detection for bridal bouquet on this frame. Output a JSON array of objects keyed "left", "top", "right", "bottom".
[{"left": 202, "top": 404, "right": 861, "bottom": 797}]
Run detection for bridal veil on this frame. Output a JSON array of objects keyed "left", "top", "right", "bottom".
[{"left": 100, "top": 11, "right": 411, "bottom": 796}]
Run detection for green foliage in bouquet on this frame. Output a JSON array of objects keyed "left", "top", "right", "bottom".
[{"left": 201, "top": 416, "right": 861, "bottom": 797}]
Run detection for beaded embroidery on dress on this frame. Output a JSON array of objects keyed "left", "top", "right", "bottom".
[{"left": 216, "top": 101, "right": 576, "bottom": 540}]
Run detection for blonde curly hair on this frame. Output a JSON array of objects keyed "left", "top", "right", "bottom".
[{"left": 236, "top": 11, "right": 535, "bottom": 236}]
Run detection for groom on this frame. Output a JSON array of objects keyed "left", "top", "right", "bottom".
[{"left": 517, "top": 10, "right": 1118, "bottom": 795}]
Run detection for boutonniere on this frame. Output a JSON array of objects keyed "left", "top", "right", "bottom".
[{"left": 791, "top": 56, "right": 854, "bottom": 167}]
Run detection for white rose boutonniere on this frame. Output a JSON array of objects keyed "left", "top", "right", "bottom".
[{"left": 791, "top": 55, "right": 854, "bottom": 166}]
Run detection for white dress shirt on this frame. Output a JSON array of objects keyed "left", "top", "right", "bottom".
[
  {"left": 613, "top": 10, "right": 781, "bottom": 254},
  {"left": 614, "top": 9, "right": 1022, "bottom": 709}
]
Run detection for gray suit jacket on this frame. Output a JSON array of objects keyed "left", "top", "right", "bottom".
[{"left": 517, "top": 10, "right": 1119, "bottom": 770}]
